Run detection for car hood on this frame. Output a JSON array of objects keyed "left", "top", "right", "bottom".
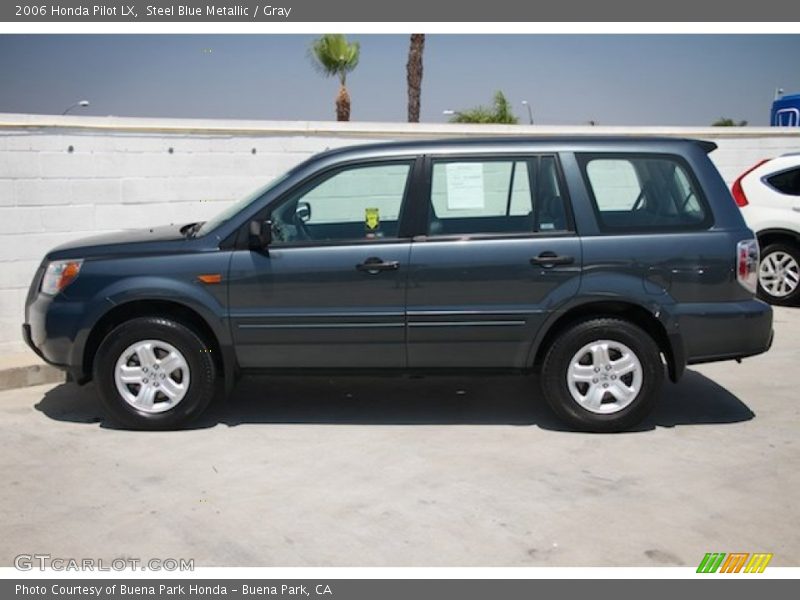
[{"left": 45, "top": 224, "right": 191, "bottom": 260}]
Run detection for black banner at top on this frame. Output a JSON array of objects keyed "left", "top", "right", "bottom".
[{"left": 3, "top": 0, "right": 800, "bottom": 22}]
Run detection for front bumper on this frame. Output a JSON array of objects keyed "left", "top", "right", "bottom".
[
  {"left": 23, "top": 291, "right": 89, "bottom": 381},
  {"left": 22, "top": 323, "right": 49, "bottom": 363}
]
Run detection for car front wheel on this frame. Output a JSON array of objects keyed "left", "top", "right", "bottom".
[
  {"left": 540, "top": 318, "right": 664, "bottom": 432},
  {"left": 94, "top": 317, "right": 217, "bottom": 429}
]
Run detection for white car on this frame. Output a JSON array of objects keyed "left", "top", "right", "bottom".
[{"left": 733, "top": 154, "right": 800, "bottom": 305}]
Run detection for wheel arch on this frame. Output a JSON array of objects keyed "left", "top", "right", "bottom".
[
  {"left": 530, "top": 300, "right": 682, "bottom": 382},
  {"left": 756, "top": 228, "right": 800, "bottom": 250},
  {"left": 81, "top": 299, "right": 236, "bottom": 393}
]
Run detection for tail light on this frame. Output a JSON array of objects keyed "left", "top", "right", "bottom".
[
  {"left": 736, "top": 239, "right": 759, "bottom": 294},
  {"left": 731, "top": 159, "right": 769, "bottom": 207}
]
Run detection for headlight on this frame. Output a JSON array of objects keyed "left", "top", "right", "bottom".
[{"left": 41, "top": 260, "right": 83, "bottom": 295}]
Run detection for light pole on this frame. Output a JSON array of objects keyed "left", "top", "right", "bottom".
[
  {"left": 521, "top": 100, "right": 533, "bottom": 125},
  {"left": 62, "top": 100, "right": 90, "bottom": 115}
]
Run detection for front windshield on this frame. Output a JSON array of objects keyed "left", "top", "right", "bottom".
[{"left": 195, "top": 171, "right": 292, "bottom": 237}]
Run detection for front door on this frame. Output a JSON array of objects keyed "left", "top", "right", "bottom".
[
  {"left": 406, "top": 155, "right": 582, "bottom": 368},
  {"left": 228, "top": 160, "right": 416, "bottom": 369}
]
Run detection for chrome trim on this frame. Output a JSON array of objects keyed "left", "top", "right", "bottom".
[
  {"left": 408, "top": 309, "right": 542, "bottom": 316},
  {"left": 235, "top": 311, "right": 405, "bottom": 319},
  {"left": 408, "top": 320, "right": 526, "bottom": 327},
  {"left": 239, "top": 322, "right": 404, "bottom": 329}
]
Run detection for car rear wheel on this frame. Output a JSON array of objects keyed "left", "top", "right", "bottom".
[
  {"left": 757, "top": 243, "right": 800, "bottom": 306},
  {"left": 540, "top": 318, "right": 664, "bottom": 432},
  {"left": 94, "top": 317, "right": 217, "bottom": 429}
]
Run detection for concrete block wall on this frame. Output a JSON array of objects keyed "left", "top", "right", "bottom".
[{"left": 1, "top": 112, "right": 799, "bottom": 355}]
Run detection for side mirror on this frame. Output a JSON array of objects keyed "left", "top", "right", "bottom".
[
  {"left": 296, "top": 201, "right": 312, "bottom": 223},
  {"left": 249, "top": 220, "right": 272, "bottom": 251}
]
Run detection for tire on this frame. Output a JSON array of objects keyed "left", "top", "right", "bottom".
[
  {"left": 93, "top": 317, "right": 217, "bottom": 430},
  {"left": 757, "top": 243, "right": 800, "bottom": 306},
  {"left": 540, "top": 318, "right": 664, "bottom": 432}
]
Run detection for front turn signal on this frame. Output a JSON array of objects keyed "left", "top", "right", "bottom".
[{"left": 197, "top": 274, "right": 222, "bottom": 284}]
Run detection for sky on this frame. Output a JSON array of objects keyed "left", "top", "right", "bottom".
[{"left": 0, "top": 34, "right": 798, "bottom": 126}]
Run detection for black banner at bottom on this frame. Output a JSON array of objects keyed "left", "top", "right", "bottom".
[{"left": 3, "top": 579, "right": 797, "bottom": 600}]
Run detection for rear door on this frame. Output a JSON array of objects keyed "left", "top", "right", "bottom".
[{"left": 406, "top": 154, "right": 582, "bottom": 368}]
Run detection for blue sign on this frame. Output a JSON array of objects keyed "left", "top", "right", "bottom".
[{"left": 772, "top": 94, "right": 800, "bottom": 127}]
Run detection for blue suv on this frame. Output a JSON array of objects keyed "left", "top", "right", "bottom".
[{"left": 23, "top": 137, "right": 774, "bottom": 431}]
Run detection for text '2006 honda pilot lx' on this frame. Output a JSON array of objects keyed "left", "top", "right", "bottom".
[{"left": 23, "top": 137, "right": 774, "bottom": 432}]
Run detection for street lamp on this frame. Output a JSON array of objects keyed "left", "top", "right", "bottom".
[
  {"left": 521, "top": 100, "right": 533, "bottom": 125},
  {"left": 775, "top": 88, "right": 785, "bottom": 101},
  {"left": 443, "top": 109, "right": 461, "bottom": 121},
  {"left": 62, "top": 100, "right": 90, "bottom": 115}
]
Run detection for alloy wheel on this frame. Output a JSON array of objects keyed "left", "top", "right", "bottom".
[
  {"left": 113, "top": 339, "right": 191, "bottom": 413},
  {"left": 566, "top": 339, "right": 643, "bottom": 414},
  {"left": 759, "top": 251, "right": 800, "bottom": 298}
]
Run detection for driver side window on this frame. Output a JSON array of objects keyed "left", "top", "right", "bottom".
[{"left": 270, "top": 162, "right": 412, "bottom": 244}]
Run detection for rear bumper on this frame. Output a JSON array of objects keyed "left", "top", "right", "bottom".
[{"left": 676, "top": 299, "right": 774, "bottom": 365}]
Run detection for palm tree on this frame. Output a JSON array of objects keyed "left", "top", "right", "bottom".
[
  {"left": 449, "top": 91, "right": 519, "bottom": 124},
  {"left": 310, "top": 34, "right": 360, "bottom": 121},
  {"left": 406, "top": 34, "right": 425, "bottom": 123},
  {"left": 712, "top": 117, "right": 748, "bottom": 127}
]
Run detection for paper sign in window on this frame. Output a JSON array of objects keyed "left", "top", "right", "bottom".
[{"left": 445, "top": 163, "right": 485, "bottom": 210}]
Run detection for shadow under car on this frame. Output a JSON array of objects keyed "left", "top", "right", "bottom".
[{"left": 34, "top": 369, "right": 754, "bottom": 432}]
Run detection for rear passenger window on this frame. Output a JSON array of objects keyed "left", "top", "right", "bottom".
[
  {"left": 581, "top": 155, "right": 711, "bottom": 231},
  {"left": 428, "top": 156, "right": 570, "bottom": 235},
  {"left": 767, "top": 167, "right": 800, "bottom": 196}
]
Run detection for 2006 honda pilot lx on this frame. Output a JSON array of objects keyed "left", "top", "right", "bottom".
[{"left": 23, "top": 137, "right": 774, "bottom": 431}]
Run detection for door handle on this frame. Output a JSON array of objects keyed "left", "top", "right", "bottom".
[
  {"left": 530, "top": 252, "right": 574, "bottom": 267},
  {"left": 356, "top": 258, "right": 400, "bottom": 274}
]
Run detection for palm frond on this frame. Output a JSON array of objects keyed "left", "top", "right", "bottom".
[
  {"left": 449, "top": 90, "right": 519, "bottom": 124},
  {"left": 309, "top": 34, "right": 360, "bottom": 79}
]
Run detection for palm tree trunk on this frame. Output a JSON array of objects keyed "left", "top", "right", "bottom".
[
  {"left": 336, "top": 84, "right": 351, "bottom": 122},
  {"left": 406, "top": 34, "right": 425, "bottom": 123}
]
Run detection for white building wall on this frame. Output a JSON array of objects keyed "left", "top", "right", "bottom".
[{"left": 1, "top": 112, "right": 799, "bottom": 353}]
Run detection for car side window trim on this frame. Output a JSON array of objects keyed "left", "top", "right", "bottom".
[{"left": 411, "top": 230, "right": 578, "bottom": 243}]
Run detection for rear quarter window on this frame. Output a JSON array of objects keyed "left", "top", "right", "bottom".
[
  {"left": 579, "top": 154, "right": 713, "bottom": 232},
  {"left": 766, "top": 166, "right": 800, "bottom": 196}
]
